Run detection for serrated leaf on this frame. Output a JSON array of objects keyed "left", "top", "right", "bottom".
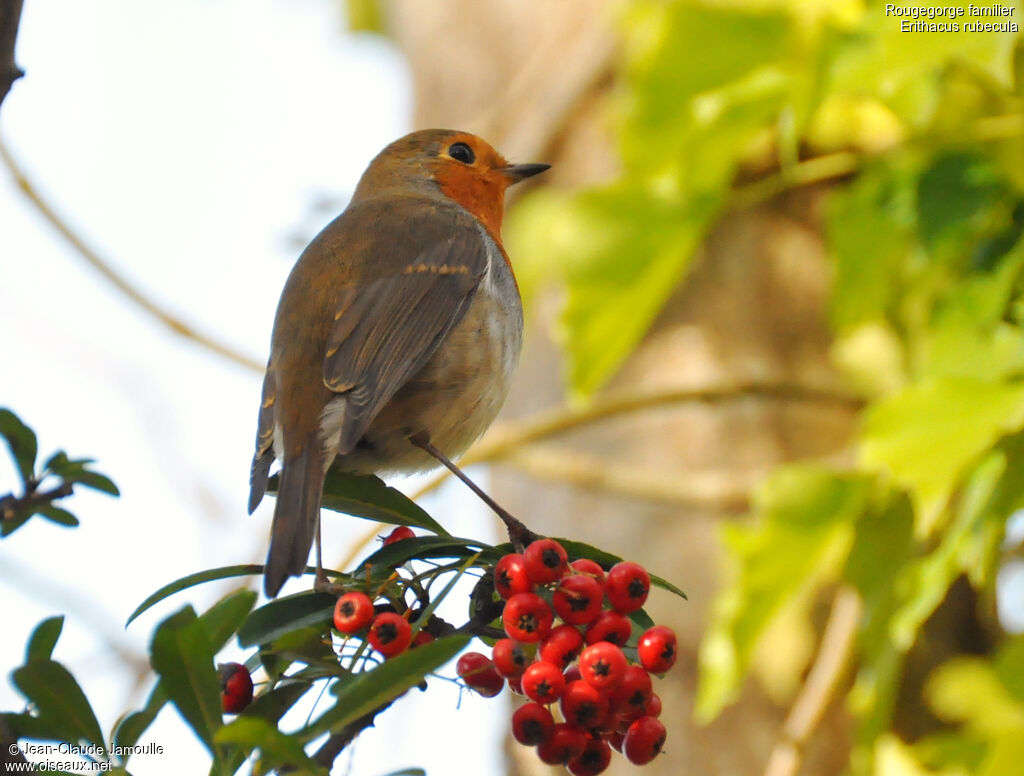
[
  {"left": 149, "top": 607, "right": 223, "bottom": 756},
  {"left": 127, "top": 565, "right": 263, "bottom": 626},
  {"left": 216, "top": 717, "right": 327, "bottom": 775},
  {"left": 861, "top": 378, "right": 1024, "bottom": 531},
  {"left": 696, "top": 466, "right": 868, "bottom": 722},
  {"left": 0, "top": 408, "right": 38, "bottom": 483},
  {"left": 303, "top": 635, "right": 470, "bottom": 740},
  {"left": 26, "top": 616, "right": 64, "bottom": 662},
  {"left": 12, "top": 660, "right": 106, "bottom": 751},
  {"left": 238, "top": 592, "right": 335, "bottom": 647}
]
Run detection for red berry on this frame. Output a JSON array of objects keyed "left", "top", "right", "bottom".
[
  {"left": 571, "top": 558, "right": 605, "bottom": 583},
  {"left": 578, "top": 642, "right": 627, "bottom": 692},
  {"left": 218, "top": 662, "right": 253, "bottom": 714},
  {"left": 560, "top": 680, "right": 609, "bottom": 730},
  {"left": 538, "top": 624, "right": 584, "bottom": 669},
  {"left": 502, "top": 592, "right": 553, "bottom": 643},
  {"left": 521, "top": 659, "right": 565, "bottom": 704},
  {"left": 605, "top": 561, "right": 650, "bottom": 613},
  {"left": 537, "top": 723, "right": 587, "bottom": 765},
  {"left": 610, "top": 664, "right": 653, "bottom": 718},
  {"left": 456, "top": 651, "right": 503, "bottom": 698},
  {"left": 492, "top": 638, "right": 530, "bottom": 678},
  {"left": 494, "top": 554, "right": 533, "bottom": 599},
  {"left": 382, "top": 525, "right": 415, "bottom": 545},
  {"left": 507, "top": 676, "right": 523, "bottom": 695},
  {"left": 568, "top": 737, "right": 612, "bottom": 776},
  {"left": 367, "top": 612, "right": 412, "bottom": 658},
  {"left": 523, "top": 538, "right": 569, "bottom": 584},
  {"left": 637, "top": 625, "right": 678, "bottom": 673},
  {"left": 411, "top": 631, "right": 435, "bottom": 648},
  {"left": 332, "top": 591, "right": 374, "bottom": 634},
  {"left": 511, "top": 702, "right": 554, "bottom": 746},
  {"left": 623, "top": 715, "right": 667, "bottom": 765},
  {"left": 563, "top": 663, "right": 582, "bottom": 684},
  {"left": 584, "top": 611, "right": 632, "bottom": 646},
  {"left": 553, "top": 574, "right": 604, "bottom": 625},
  {"left": 645, "top": 692, "right": 662, "bottom": 717}
]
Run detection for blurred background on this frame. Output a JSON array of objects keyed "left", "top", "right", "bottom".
[{"left": 2, "top": 1, "right": 1024, "bottom": 775}]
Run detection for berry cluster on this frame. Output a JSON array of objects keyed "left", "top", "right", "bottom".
[{"left": 456, "top": 539, "right": 677, "bottom": 774}]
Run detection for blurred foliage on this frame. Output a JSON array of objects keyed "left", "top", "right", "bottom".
[
  {"left": 506, "top": 1, "right": 1024, "bottom": 774},
  {"left": 0, "top": 408, "right": 118, "bottom": 536}
]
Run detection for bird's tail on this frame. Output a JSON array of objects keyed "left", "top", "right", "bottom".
[{"left": 264, "top": 440, "right": 324, "bottom": 597}]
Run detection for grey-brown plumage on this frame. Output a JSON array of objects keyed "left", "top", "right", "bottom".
[{"left": 249, "top": 129, "right": 546, "bottom": 597}]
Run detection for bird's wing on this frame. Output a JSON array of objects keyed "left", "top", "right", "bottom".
[
  {"left": 321, "top": 206, "right": 489, "bottom": 453},
  {"left": 247, "top": 363, "right": 277, "bottom": 514}
]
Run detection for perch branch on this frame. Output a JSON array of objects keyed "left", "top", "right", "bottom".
[
  {"left": 0, "top": 137, "right": 263, "bottom": 373},
  {"left": 763, "top": 586, "right": 863, "bottom": 776}
]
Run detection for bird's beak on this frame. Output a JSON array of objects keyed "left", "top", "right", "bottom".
[{"left": 501, "top": 163, "right": 551, "bottom": 184}]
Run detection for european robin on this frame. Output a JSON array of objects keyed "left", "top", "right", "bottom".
[{"left": 248, "top": 129, "right": 549, "bottom": 597}]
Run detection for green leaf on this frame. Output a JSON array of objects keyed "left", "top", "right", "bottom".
[
  {"left": 557, "top": 539, "right": 687, "bottom": 600},
  {"left": 557, "top": 185, "right": 712, "bottom": 397},
  {"left": 216, "top": 717, "right": 327, "bottom": 776},
  {"left": 238, "top": 592, "right": 335, "bottom": 647},
  {"left": 241, "top": 681, "right": 311, "bottom": 724},
  {"left": 345, "top": 0, "right": 384, "bottom": 34},
  {"left": 917, "top": 152, "right": 1006, "bottom": 257},
  {"left": 37, "top": 505, "right": 79, "bottom": 528},
  {"left": 148, "top": 607, "right": 223, "bottom": 756},
  {"left": 861, "top": 378, "right": 1024, "bottom": 531},
  {"left": 303, "top": 635, "right": 470, "bottom": 740},
  {"left": 115, "top": 590, "right": 256, "bottom": 751},
  {"left": 71, "top": 470, "right": 120, "bottom": 497},
  {"left": 359, "top": 535, "right": 498, "bottom": 575},
  {"left": 11, "top": 660, "right": 106, "bottom": 750},
  {"left": 317, "top": 470, "right": 449, "bottom": 535},
  {"left": 0, "top": 408, "right": 38, "bottom": 482},
  {"left": 127, "top": 565, "right": 263, "bottom": 626},
  {"left": 696, "top": 466, "right": 868, "bottom": 722},
  {"left": 26, "top": 616, "right": 64, "bottom": 662}
]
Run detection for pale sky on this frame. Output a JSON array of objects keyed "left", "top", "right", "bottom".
[{"left": 1, "top": 1, "right": 507, "bottom": 773}]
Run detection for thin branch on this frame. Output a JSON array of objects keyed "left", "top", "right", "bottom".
[
  {"left": 0, "top": 136, "right": 264, "bottom": 373},
  {"left": 411, "top": 381, "right": 863, "bottom": 501},
  {"left": 763, "top": 586, "right": 863, "bottom": 776},
  {"left": 0, "top": 0, "right": 24, "bottom": 113}
]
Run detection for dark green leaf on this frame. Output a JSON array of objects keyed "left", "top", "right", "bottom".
[
  {"left": 116, "top": 590, "right": 257, "bottom": 751},
  {"left": 26, "top": 616, "right": 64, "bottom": 662},
  {"left": 0, "top": 408, "right": 38, "bottom": 483},
  {"left": 12, "top": 660, "right": 106, "bottom": 750},
  {"left": 380, "top": 770, "right": 427, "bottom": 776},
  {"left": 238, "top": 592, "right": 335, "bottom": 647},
  {"left": 242, "top": 682, "right": 311, "bottom": 725},
  {"left": 359, "top": 535, "right": 497, "bottom": 575},
  {"left": 316, "top": 470, "right": 449, "bottom": 536},
  {"left": 37, "top": 505, "right": 79, "bottom": 528},
  {"left": 557, "top": 539, "right": 687, "bottom": 600},
  {"left": 149, "top": 607, "right": 223, "bottom": 755},
  {"left": 127, "top": 565, "right": 263, "bottom": 626},
  {"left": 627, "top": 608, "right": 656, "bottom": 632},
  {"left": 303, "top": 635, "right": 470, "bottom": 740},
  {"left": 71, "top": 470, "right": 120, "bottom": 497},
  {"left": 216, "top": 717, "right": 327, "bottom": 775},
  {"left": 918, "top": 153, "right": 1004, "bottom": 256}
]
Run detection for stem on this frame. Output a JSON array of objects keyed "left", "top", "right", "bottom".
[
  {"left": 0, "top": 137, "right": 264, "bottom": 373},
  {"left": 763, "top": 586, "right": 863, "bottom": 776}
]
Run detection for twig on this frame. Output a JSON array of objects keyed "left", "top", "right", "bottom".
[
  {"left": 411, "top": 381, "right": 863, "bottom": 501},
  {"left": 0, "top": 0, "right": 24, "bottom": 113},
  {"left": 763, "top": 586, "right": 863, "bottom": 776},
  {"left": 0, "top": 136, "right": 264, "bottom": 373},
  {"left": 0, "top": 481, "right": 74, "bottom": 520}
]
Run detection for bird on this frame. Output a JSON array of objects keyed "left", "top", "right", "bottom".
[{"left": 248, "top": 129, "right": 549, "bottom": 598}]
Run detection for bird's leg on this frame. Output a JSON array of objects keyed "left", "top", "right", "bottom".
[
  {"left": 312, "top": 515, "right": 339, "bottom": 594},
  {"left": 409, "top": 432, "right": 537, "bottom": 552}
]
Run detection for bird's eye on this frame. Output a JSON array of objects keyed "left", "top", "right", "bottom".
[{"left": 448, "top": 142, "right": 475, "bottom": 165}]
